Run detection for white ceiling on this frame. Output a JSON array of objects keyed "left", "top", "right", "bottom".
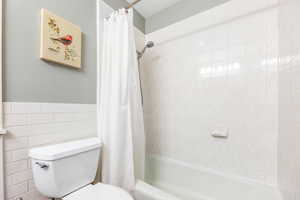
[{"left": 126, "top": 0, "right": 183, "bottom": 18}]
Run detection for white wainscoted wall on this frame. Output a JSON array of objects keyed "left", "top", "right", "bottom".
[
  {"left": 142, "top": 0, "right": 280, "bottom": 199},
  {"left": 2, "top": 1, "right": 146, "bottom": 200},
  {"left": 3, "top": 102, "right": 97, "bottom": 200}
]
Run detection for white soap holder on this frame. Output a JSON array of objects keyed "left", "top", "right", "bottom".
[{"left": 211, "top": 129, "right": 229, "bottom": 139}]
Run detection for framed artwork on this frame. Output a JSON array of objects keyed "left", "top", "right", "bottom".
[{"left": 40, "top": 9, "right": 82, "bottom": 68}]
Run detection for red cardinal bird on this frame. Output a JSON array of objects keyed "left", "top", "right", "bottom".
[{"left": 51, "top": 35, "right": 73, "bottom": 46}]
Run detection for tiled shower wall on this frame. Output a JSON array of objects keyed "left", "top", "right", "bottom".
[
  {"left": 3, "top": 102, "right": 97, "bottom": 200},
  {"left": 278, "top": 0, "right": 300, "bottom": 199},
  {"left": 142, "top": 0, "right": 279, "bottom": 186}
]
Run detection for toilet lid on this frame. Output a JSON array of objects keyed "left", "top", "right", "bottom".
[{"left": 63, "top": 183, "right": 134, "bottom": 200}]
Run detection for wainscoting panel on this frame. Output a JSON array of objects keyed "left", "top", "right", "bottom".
[{"left": 3, "top": 102, "right": 97, "bottom": 200}]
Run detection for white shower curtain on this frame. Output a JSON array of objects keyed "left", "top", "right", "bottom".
[{"left": 97, "top": 8, "right": 145, "bottom": 192}]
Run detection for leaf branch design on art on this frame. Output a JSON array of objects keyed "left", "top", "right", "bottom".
[{"left": 47, "top": 17, "right": 78, "bottom": 61}]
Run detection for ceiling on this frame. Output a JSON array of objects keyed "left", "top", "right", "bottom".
[{"left": 126, "top": 0, "right": 183, "bottom": 18}]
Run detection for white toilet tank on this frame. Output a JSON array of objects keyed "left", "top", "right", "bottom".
[{"left": 29, "top": 138, "right": 102, "bottom": 198}]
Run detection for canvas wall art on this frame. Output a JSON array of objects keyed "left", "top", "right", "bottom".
[{"left": 40, "top": 9, "right": 82, "bottom": 68}]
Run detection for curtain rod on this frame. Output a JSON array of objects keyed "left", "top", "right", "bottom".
[
  {"left": 125, "top": 0, "right": 141, "bottom": 10},
  {"left": 105, "top": 0, "right": 141, "bottom": 19}
]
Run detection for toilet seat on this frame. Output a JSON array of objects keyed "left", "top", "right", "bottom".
[{"left": 63, "top": 183, "right": 134, "bottom": 200}]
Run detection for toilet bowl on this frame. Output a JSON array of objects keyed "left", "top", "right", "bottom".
[
  {"left": 63, "top": 183, "right": 133, "bottom": 200},
  {"left": 29, "top": 138, "right": 133, "bottom": 200}
]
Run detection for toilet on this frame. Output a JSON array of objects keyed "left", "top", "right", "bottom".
[{"left": 29, "top": 138, "right": 134, "bottom": 200}]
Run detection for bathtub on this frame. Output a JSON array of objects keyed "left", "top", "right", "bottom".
[
  {"left": 140, "top": 154, "right": 282, "bottom": 200},
  {"left": 134, "top": 180, "right": 181, "bottom": 200}
]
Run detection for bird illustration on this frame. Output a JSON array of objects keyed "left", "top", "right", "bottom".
[{"left": 51, "top": 35, "right": 73, "bottom": 46}]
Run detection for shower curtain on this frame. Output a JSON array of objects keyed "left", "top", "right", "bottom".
[{"left": 97, "top": 8, "right": 145, "bottom": 192}]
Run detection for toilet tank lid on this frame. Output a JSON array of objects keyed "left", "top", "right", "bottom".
[{"left": 29, "top": 138, "right": 102, "bottom": 161}]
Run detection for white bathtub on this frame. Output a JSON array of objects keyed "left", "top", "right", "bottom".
[
  {"left": 142, "top": 154, "right": 282, "bottom": 200},
  {"left": 134, "top": 180, "right": 181, "bottom": 200}
]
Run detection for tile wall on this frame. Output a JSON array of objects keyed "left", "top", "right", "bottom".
[
  {"left": 142, "top": 1, "right": 279, "bottom": 187},
  {"left": 278, "top": 0, "right": 300, "bottom": 199}
]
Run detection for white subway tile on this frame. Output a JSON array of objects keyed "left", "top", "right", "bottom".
[
  {"left": 4, "top": 151, "right": 13, "bottom": 163},
  {"left": 33, "top": 190, "right": 49, "bottom": 200},
  {"left": 4, "top": 137, "right": 28, "bottom": 151},
  {"left": 39, "top": 103, "right": 61, "bottom": 113},
  {"left": 40, "top": 103, "right": 96, "bottom": 113},
  {"left": 7, "top": 126, "right": 32, "bottom": 137},
  {"left": 75, "top": 112, "right": 97, "bottom": 122},
  {"left": 8, "top": 190, "right": 34, "bottom": 200},
  {"left": 4, "top": 114, "right": 28, "bottom": 127},
  {"left": 5, "top": 160, "right": 28, "bottom": 175},
  {"left": 28, "top": 159, "right": 32, "bottom": 169},
  {"left": 4, "top": 102, "right": 12, "bottom": 114},
  {"left": 71, "top": 113, "right": 88, "bottom": 121},
  {"left": 5, "top": 149, "right": 28, "bottom": 163},
  {"left": 52, "top": 113, "right": 76, "bottom": 122},
  {"left": 30, "top": 123, "right": 57, "bottom": 135},
  {"left": 80, "top": 104, "right": 97, "bottom": 112},
  {"left": 3, "top": 102, "right": 97, "bottom": 199},
  {"left": 11, "top": 103, "right": 41, "bottom": 113},
  {"left": 28, "top": 179, "right": 35, "bottom": 191},
  {"left": 28, "top": 134, "right": 55, "bottom": 147},
  {"left": 40, "top": 103, "right": 78, "bottom": 113},
  {"left": 6, "top": 170, "right": 33, "bottom": 186},
  {"left": 28, "top": 114, "right": 52, "bottom": 125},
  {"left": 6, "top": 181, "right": 28, "bottom": 198}
]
